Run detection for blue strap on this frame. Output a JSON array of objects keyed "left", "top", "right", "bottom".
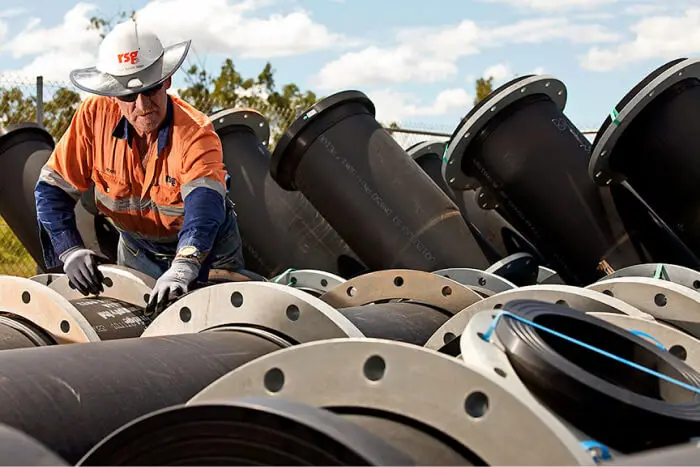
[
  {"left": 272, "top": 268, "right": 296, "bottom": 284},
  {"left": 481, "top": 311, "right": 700, "bottom": 395},
  {"left": 580, "top": 440, "right": 612, "bottom": 462},
  {"left": 628, "top": 330, "right": 666, "bottom": 350}
]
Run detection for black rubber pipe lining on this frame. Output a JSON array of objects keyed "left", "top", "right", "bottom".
[
  {"left": 495, "top": 299, "right": 700, "bottom": 452},
  {"left": 79, "top": 396, "right": 414, "bottom": 466}
]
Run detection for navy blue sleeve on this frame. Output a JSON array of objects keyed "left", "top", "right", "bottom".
[
  {"left": 177, "top": 187, "right": 225, "bottom": 254},
  {"left": 35, "top": 180, "right": 84, "bottom": 262}
]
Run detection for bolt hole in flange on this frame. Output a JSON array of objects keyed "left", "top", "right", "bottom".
[
  {"left": 363, "top": 355, "right": 386, "bottom": 381},
  {"left": 393, "top": 276, "right": 404, "bottom": 287},
  {"left": 464, "top": 391, "right": 489, "bottom": 418},
  {"left": 669, "top": 345, "right": 688, "bottom": 361},
  {"left": 654, "top": 293, "right": 667, "bottom": 307},
  {"left": 231, "top": 292, "right": 244, "bottom": 307},
  {"left": 264, "top": 368, "right": 285, "bottom": 393},
  {"left": 286, "top": 305, "right": 300, "bottom": 321}
]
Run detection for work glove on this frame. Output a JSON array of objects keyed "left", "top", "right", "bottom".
[
  {"left": 61, "top": 248, "right": 104, "bottom": 296},
  {"left": 146, "top": 258, "right": 200, "bottom": 316}
]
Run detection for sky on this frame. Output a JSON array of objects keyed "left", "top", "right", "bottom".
[{"left": 0, "top": 0, "right": 698, "bottom": 133}]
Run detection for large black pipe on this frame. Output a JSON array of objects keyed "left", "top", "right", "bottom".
[
  {"left": 0, "top": 423, "right": 67, "bottom": 466},
  {"left": 590, "top": 57, "right": 700, "bottom": 261},
  {"left": 0, "top": 330, "right": 281, "bottom": 463},
  {"left": 0, "top": 124, "right": 119, "bottom": 274},
  {"left": 210, "top": 109, "right": 367, "bottom": 279},
  {"left": 442, "top": 75, "right": 642, "bottom": 285},
  {"left": 270, "top": 91, "right": 490, "bottom": 272},
  {"left": 338, "top": 302, "right": 449, "bottom": 346},
  {"left": 0, "top": 124, "right": 56, "bottom": 270},
  {"left": 406, "top": 141, "right": 544, "bottom": 264}
]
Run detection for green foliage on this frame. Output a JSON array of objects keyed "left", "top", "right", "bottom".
[
  {"left": 0, "top": 218, "right": 35, "bottom": 277},
  {"left": 474, "top": 76, "right": 494, "bottom": 105}
]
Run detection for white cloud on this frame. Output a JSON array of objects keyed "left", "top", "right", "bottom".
[
  {"left": 480, "top": 0, "right": 617, "bottom": 12},
  {"left": 315, "top": 45, "right": 461, "bottom": 90},
  {"left": 0, "top": 0, "right": 348, "bottom": 83},
  {"left": 316, "top": 17, "right": 618, "bottom": 90},
  {"left": 0, "top": 3, "right": 100, "bottom": 82},
  {"left": 483, "top": 63, "right": 514, "bottom": 84},
  {"left": 368, "top": 87, "right": 473, "bottom": 124},
  {"left": 580, "top": 8, "right": 700, "bottom": 71},
  {"left": 135, "top": 0, "right": 348, "bottom": 59}
]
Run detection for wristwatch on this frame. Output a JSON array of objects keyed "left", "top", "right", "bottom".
[{"left": 176, "top": 245, "right": 202, "bottom": 262}]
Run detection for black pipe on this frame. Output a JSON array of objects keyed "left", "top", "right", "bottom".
[
  {"left": 0, "top": 124, "right": 119, "bottom": 274},
  {"left": 0, "top": 423, "right": 68, "bottom": 466},
  {"left": 444, "top": 76, "right": 642, "bottom": 285},
  {"left": 338, "top": 302, "right": 449, "bottom": 346},
  {"left": 0, "top": 330, "right": 282, "bottom": 463},
  {"left": 213, "top": 116, "right": 367, "bottom": 279},
  {"left": 68, "top": 297, "right": 152, "bottom": 340},
  {"left": 608, "top": 182, "right": 700, "bottom": 269},
  {"left": 270, "top": 91, "right": 490, "bottom": 272},
  {"left": 406, "top": 141, "right": 545, "bottom": 264},
  {"left": 79, "top": 396, "right": 414, "bottom": 466},
  {"left": 0, "top": 314, "right": 54, "bottom": 349},
  {"left": 591, "top": 58, "right": 700, "bottom": 259},
  {"left": 0, "top": 124, "right": 56, "bottom": 270}
]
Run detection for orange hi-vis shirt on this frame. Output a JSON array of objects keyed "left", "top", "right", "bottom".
[{"left": 39, "top": 94, "right": 227, "bottom": 245}]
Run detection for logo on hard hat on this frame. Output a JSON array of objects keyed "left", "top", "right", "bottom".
[{"left": 117, "top": 50, "right": 139, "bottom": 65}]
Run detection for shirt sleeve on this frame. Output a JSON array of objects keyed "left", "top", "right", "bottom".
[
  {"left": 35, "top": 98, "right": 96, "bottom": 259},
  {"left": 176, "top": 130, "right": 228, "bottom": 255}
]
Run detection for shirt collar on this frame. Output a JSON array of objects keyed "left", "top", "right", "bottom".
[{"left": 111, "top": 96, "right": 174, "bottom": 157}]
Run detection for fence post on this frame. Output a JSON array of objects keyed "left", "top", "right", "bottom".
[{"left": 36, "top": 76, "right": 43, "bottom": 127}]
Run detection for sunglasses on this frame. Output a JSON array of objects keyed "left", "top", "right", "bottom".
[{"left": 117, "top": 82, "right": 164, "bottom": 103}]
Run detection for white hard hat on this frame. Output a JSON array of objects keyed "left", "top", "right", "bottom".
[{"left": 69, "top": 19, "right": 191, "bottom": 97}]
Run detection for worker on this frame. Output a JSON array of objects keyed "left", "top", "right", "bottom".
[{"left": 34, "top": 19, "right": 244, "bottom": 315}]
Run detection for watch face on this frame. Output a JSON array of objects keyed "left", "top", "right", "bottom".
[{"left": 178, "top": 246, "right": 199, "bottom": 256}]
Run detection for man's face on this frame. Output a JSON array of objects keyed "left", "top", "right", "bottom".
[{"left": 114, "top": 77, "right": 171, "bottom": 136}]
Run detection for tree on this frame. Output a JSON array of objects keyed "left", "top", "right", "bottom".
[
  {"left": 0, "top": 87, "right": 36, "bottom": 127},
  {"left": 42, "top": 88, "right": 82, "bottom": 138},
  {"left": 474, "top": 76, "right": 494, "bottom": 105}
]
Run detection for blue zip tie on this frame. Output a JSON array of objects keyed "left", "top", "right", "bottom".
[
  {"left": 481, "top": 311, "right": 700, "bottom": 395},
  {"left": 580, "top": 440, "right": 612, "bottom": 462},
  {"left": 628, "top": 330, "right": 666, "bottom": 350}
]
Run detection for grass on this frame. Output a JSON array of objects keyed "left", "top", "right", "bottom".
[{"left": 0, "top": 217, "right": 36, "bottom": 277}]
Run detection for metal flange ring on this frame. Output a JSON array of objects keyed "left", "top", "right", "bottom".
[
  {"left": 320, "top": 269, "right": 482, "bottom": 314},
  {"left": 586, "top": 277, "right": 700, "bottom": 339},
  {"left": 141, "top": 282, "right": 364, "bottom": 341},
  {"left": 443, "top": 75, "right": 567, "bottom": 190},
  {"left": 29, "top": 273, "right": 64, "bottom": 287},
  {"left": 588, "top": 312, "right": 700, "bottom": 372},
  {"left": 189, "top": 338, "right": 594, "bottom": 466},
  {"left": 432, "top": 268, "right": 516, "bottom": 297},
  {"left": 598, "top": 263, "right": 700, "bottom": 292},
  {"left": 424, "top": 284, "right": 650, "bottom": 353},
  {"left": 589, "top": 58, "right": 700, "bottom": 185},
  {"left": 271, "top": 269, "right": 346, "bottom": 297},
  {"left": 406, "top": 141, "right": 447, "bottom": 162},
  {"left": 40, "top": 265, "right": 154, "bottom": 307},
  {"left": 459, "top": 310, "right": 601, "bottom": 464},
  {"left": 0, "top": 276, "right": 100, "bottom": 343},
  {"left": 538, "top": 266, "right": 564, "bottom": 284},
  {"left": 485, "top": 252, "right": 539, "bottom": 286},
  {"left": 209, "top": 107, "right": 271, "bottom": 147}
]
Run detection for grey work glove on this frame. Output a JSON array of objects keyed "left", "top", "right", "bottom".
[
  {"left": 61, "top": 248, "right": 104, "bottom": 296},
  {"left": 146, "top": 258, "right": 200, "bottom": 316}
]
